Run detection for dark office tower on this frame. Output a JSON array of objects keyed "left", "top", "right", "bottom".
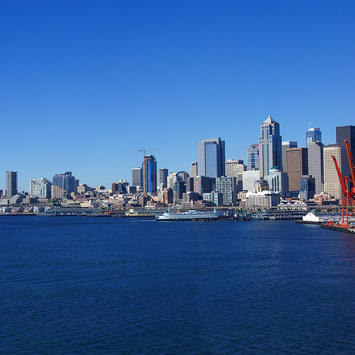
[
  {"left": 285, "top": 148, "right": 308, "bottom": 194},
  {"left": 306, "top": 128, "right": 322, "bottom": 144},
  {"left": 6, "top": 171, "right": 17, "bottom": 198},
  {"left": 132, "top": 167, "right": 142, "bottom": 187},
  {"left": 282, "top": 141, "right": 297, "bottom": 172},
  {"left": 247, "top": 144, "right": 259, "bottom": 171},
  {"left": 190, "top": 162, "right": 198, "bottom": 177},
  {"left": 142, "top": 155, "right": 157, "bottom": 194},
  {"left": 197, "top": 138, "right": 225, "bottom": 178},
  {"left": 259, "top": 115, "right": 282, "bottom": 178},
  {"left": 53, "top": 171, "right": 77, "bottom": 194},
  {"left": 336, "top": 126, "right": 355, "bottom": 178},
  {"left": 159, "top": 168, "right": 169, "bottom": 189},
  {"left": 299, "top": 175, "right": 316, "bottom": 201},
  {"left": 307, "top": 142, "right": 324, "bottom": 194}
]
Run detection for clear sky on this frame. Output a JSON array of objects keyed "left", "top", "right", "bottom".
[{"left": 1, "top": 0, "right": 354, "bottom": 191}]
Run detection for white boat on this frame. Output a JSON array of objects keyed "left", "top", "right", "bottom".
[{"left": 156, "top": 209, "right": 219, "bottom": 221}]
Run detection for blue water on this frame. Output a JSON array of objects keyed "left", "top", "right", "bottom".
[{"left": 0, "top": 217, "right": 354, "bottom": 354}]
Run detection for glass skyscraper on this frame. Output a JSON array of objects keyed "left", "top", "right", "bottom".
[
  {"left": 53, "top": 172, "right": 77, "bottom": 194},
  {"left": 258, "top": 116, "right": 282, "bottom": 178},
  {"left": 142, "top": 155, "right": 157, "bottom": 194},
  {"left": 247, "top": 144, "right": 259, "bottom": 170},
  {"left": 197, "top": 138, "right": 225, "bottom": 178},
  {"left": 306, "top": 128, "right": 322, "bottom": 144}
]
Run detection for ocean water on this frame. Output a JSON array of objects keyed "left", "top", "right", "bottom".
[{"left": 0, "top": 216, "right": 354, "bottom": 354}]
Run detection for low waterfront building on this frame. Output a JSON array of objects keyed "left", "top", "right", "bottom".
[{"left": 244, "top": 191, "right": 280, "bottom": 208}]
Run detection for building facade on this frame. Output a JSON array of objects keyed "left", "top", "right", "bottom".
[
  {"left": 247, "top": 144, "right": 259, "bottom": 170},
  {"left": 193, "top": 176, "right": 215, "bottom": 196},
  {"left": 336, "top": 125, "right": 355, "bottom": 179},
  {"left": 265, "top": 168, "right": 288, "bottom": 197},
  {"left": 6, "top": 171, "right": 17, "bottom": 198},
  {"left": 190, "top": 162, "right": 198, "bottom": 177},
  {"left": 285, "top": 148, "right": 308, "bottom": 194},
  {"left": 197, "top": 137, "right": 225, "bottom": 178},
  {"left": 215, "top": 176, "right": 238, "bottom": 205},
  {"left": 307, "top": 141, "right": 324, "bottom": 194},
  {"left": 53, "top": 172, "right": 77, "bottom": 194},
  {"left": 259, "top": 115, "right": 282, "bottom": 178},
  {"left": 282, "top": 141, "right": 297, "bottom": 172},
  {"left": 299, "top": 175, "right": 316, "bottom": 201},
  {"left": 306, "top": 128, "right": 322, "bottom": 144},
  {"left": 159, "top": 168, "right": 169, "bottom": 189},
  {"left": 30, "top": 178, "right": 52, "bottom": 199},
  {"left": 242, "top": 170, "right": 260, "bottom": 192},
  {"left": 132, "top": 167, "right": 142, "bottom": 188},
  {"left": 142, "top": 155, "right": 157, "bottom": 194},
  {"left": 323, "top": 145, "right": 343, "bottom": 201}
]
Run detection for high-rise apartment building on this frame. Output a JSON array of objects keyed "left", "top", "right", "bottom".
[
  {"left": 307, "top": 142, "right": 324, "bottom": 194},
  {"left": 159, "top": 168, "right": 169, "bottom": 189},
  {"left": 215, "top": 176, "right": 238, "bottom": 205},
  {"left": 282, "top": 141, "right": 297, "bottom": 172},
  {"left": 6, "top": 171, "right": 17, "bottom": 198},
  {"left": 142, "top": 155, "right": 157, "bottom": 194},
  {"left": 197, "top": 138, "right": 225, "bottom": 178},
  {"left": 306, "top": 128, "right": 322, "bottom": 144},
  {"left": 190, "top": 162, "right": 198, "bottom": 177},
  {"left": 132, "top": 167, "right": 142, "bottom": 187},
  {"left": 30, "top": 178, "right": 52, "bottom": 199},
  {"left": 285, "top": 148, "right": 308, "bottom": 194},
  {"left": 53, "top": 172, "right": 77, "bottom": 194},
  {"left": 336, "top": 126, "right": 355, "bottom": 179},
  {"left": 323, "top": 145, "right": 343, "bottom": 201},
  {"left": 259, "top": 115, "right": 282, "bottom": 178},
  {"left": 247, "top": 144, "right": 259, "bottom": 170}
]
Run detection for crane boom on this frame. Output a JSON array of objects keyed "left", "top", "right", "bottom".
[
  {"left": 344, "top": 140, "right": 355, "bottom": 187},
  {"left": 330, "top": 155, "right": 347, "bottom": 195}
]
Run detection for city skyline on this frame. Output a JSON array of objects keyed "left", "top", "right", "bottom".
[{"left": 1, "top": 2, "right": 354, "bottom": 191}]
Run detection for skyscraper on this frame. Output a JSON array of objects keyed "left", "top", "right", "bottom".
[
  {"left": 142, "top": 155, "right": 157, "bottom": 194},
  {"left": 336, "top": 126, "right": 355, "bottom": 179},
  {"left": 282, "top": 141, "right": 297, "bottom": 172},
  {"left": 323, "top": 145, "right": 343, "bottom": 201},
  {"left": 247, "top": 144, "right": 259, "bottom": 171},
  {"left": 307, "top": 142, "right": 324, "bottom": 194},
  {"left": 197, "top": 138, "right": 225, "bottom": 178},
  {"left": 132, "top": 167, "right": 142, "bottom": 187},
  {"left": 285, "top": 148, "right": 308, "bottom": 194},
  {"left": 159, "top": 168, "right": 169, "bottom": 189},
  {"left": 306, "top": 128, "right": 322, "bottom": 144},
  {"left": 53, "top": 172, "right": 77, "bottom": 194},
  {"left": 6, "top": 171, "right": 17, "bottom": 198},
  {"left": 259, "top": 115, "right": 282, "bottom": 178},
  {"left": 190, "top": 162, "right": 198, "bottom": 177},
  {"left": 30, "top": 177, "right": 52, "bottom": 199}
]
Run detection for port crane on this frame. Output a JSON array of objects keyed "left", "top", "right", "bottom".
[{"left": 330, "top": 139, "right": 355, "bottom": 228}]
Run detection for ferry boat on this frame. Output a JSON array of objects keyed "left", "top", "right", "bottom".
[{"left": 156, "top": 209, "right": 219, "bottom": 221}]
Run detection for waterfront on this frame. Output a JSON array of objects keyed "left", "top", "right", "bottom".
[{"left": 0, "top": 217, "right": 354, "bottom": 354}]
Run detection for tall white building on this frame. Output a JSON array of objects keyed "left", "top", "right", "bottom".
[
  {"left": 30, "top": 178, "right": 52, "bottom": 199},
  {"left": 323, "top": 145, "right": 343, "bottom": 201},
  {"left": 307, "top": 142, "right": 324, "bottom": 194}
]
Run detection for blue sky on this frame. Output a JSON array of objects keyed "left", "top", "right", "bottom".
[{"left": 1, "top": 0, "right": 354, "bottom": 191}]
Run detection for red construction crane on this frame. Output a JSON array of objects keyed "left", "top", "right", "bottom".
[{"left": 330, "top": 139, "right": 354, "bottom": 228}]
